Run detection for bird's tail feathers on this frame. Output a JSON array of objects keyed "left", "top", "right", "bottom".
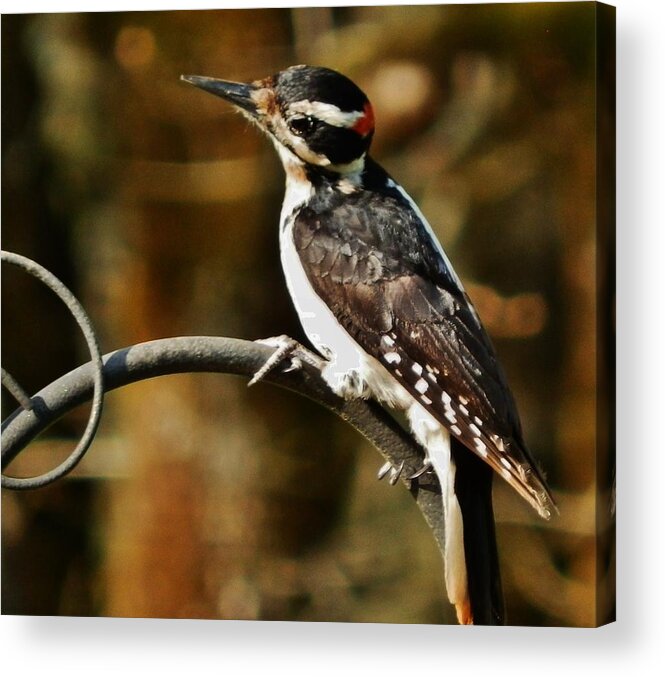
[{"left": 451, "top": 436, "right": 505, "bottom": 625}]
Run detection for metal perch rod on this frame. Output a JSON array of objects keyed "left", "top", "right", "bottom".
[{"left": 1, "top": 335, "right": 446, "bottom": 554}]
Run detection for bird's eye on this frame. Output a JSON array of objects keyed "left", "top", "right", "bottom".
[{"left": 289, "top": 116, "right": 316, "bottom": 136}]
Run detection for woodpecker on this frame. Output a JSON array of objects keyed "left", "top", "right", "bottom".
[{"left": 182, "top": 65, "right": 556, "bottom": 625}]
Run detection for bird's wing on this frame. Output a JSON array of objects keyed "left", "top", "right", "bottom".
[{"left": 292, "top": 189, "right": 556, "bottom": 519}]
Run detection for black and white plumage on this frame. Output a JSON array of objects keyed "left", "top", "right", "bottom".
[{"left": 182, "top": 65, "right": 556, "bottom": 625}]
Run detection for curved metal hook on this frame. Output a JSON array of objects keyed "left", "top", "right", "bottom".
[{"left": 1, "top": 250, "right": 105, "bottom": 489}]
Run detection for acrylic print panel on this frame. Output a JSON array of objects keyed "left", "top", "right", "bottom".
[{"left": 1, "top": 2, "right": 615, "bottom": 627}]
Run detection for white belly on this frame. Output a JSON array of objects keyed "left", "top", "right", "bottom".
[
  {"left": 279, "top": 217, "right": 371, "bottom": 395},
  {"left": 276, "top": 166, "right": 378, "bottom": 399}
]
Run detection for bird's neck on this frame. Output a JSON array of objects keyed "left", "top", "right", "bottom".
[{"left": 275, "top": 138, "right": 369, "bottom": 190}]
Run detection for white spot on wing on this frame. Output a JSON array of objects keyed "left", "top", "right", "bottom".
[
  {"left": 450, "top": 425, "right": 462, "bottom": 436},
  {"left": 382, "top": 334, "right": 395, "bottom": 347},
  {"left": 474, "top": 439, "right": 488, "bottom": 456},
  {"left": 411, "top": 362, "right": 423, "bottom": 376},
  {"left": 469, "top": 423, "right": 481, "bottom": 437},
  {"left": 384, "top": 352, "right": 401, "bottom": 364},
  {"left": 414, "top": 378, "right": 429, "bottom": 394}
]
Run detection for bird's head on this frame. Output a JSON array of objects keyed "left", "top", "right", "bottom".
[{"left": 182, "top": 65, "right": 375, "bottom": 176}]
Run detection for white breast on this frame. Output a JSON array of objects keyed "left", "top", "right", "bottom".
[
  {"left": 280, "top": 205, "right": 372, "bottom": 397},
  {"left": 277, "top": 162, "right": 401, "bottom": 400}
]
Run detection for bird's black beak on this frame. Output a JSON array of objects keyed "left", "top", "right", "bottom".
[{"left": 181, "top": 74, "right": 260, "bottom": 117}]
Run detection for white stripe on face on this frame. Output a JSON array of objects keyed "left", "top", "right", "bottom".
[{"left": 287, "top": 100, "right": 364, "bottom": 128}]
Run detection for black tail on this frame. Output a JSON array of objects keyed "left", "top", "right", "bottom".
[{"left": 451, "top": 437, "right": 505, "bottom": 625}]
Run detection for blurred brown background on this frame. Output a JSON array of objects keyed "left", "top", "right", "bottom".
[{"left": 1, "top": 2, "right": 614, "bottom": 626}]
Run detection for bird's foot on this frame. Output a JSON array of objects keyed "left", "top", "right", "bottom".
[
  {"left": 377, "top": 460, "right": 405, "bottom": 485},
  {"left": 407, "top": 459, "right": 433, "bottom": 481},
  {"left": 248, "top": 335, "right": 316, "bottom": 386},
  {"left": 377, "top": 456, "right": 434, "bottom": 485},
  {"left": 322, "top": 363, "right": 371, "bottom": 400}
]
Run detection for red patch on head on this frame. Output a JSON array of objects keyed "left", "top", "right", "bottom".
[{"left": 352, "top": 101, "right": 375, "bottom": 137}]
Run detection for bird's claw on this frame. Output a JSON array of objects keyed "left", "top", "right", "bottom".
[
  {"left": 248, "top": 335, "right": 301, "bottom": 386},
  {"left": 377, "top": 459, "right": 405, "bottom": 485},
  {"left": 377, "top": 461, "right": 392, "bottom": 481},
  {"left": 408, "top": 460, "right": 433, "bottom": 481}
]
